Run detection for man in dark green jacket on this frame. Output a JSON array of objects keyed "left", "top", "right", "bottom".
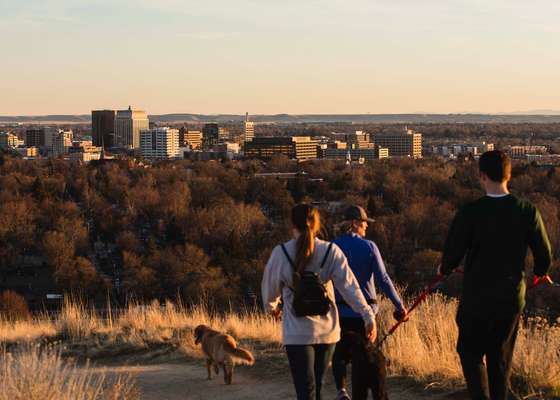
[{"left": 440, "top": 150, "right": 552, "bottom": 400}]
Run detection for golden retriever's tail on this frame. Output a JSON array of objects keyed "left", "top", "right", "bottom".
[{"left": 224, "top": 337, "right": 255, "bottom": 365}]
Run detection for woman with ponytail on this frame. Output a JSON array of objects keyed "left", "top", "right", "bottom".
[{"left": 262, "top": 203, "right": 377, "bottom": 400}]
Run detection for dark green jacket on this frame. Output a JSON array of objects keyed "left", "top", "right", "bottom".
[{"left": 441, "top": 194, "right": 552, "bottom": 315}]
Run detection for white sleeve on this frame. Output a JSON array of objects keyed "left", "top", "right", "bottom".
[
  {"left": 261, "top": 245, "right": 283, "bottom": 314},
  {"left": 328, "top": 244, "right": 375, "bottom": 325}
]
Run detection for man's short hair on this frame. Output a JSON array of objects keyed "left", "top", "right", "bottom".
[{"left": 479, "top": 150, "right": 511, "bottom": 182}]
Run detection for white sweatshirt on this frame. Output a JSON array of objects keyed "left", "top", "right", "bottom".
[{"left": 261, "top": 237, "right": 376, "bottom": 345}]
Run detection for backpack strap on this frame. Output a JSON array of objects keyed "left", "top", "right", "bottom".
[
  {"left": 280, "top": 244, "right": 295, "bottom": 269},
  {"left": 319, "top": 242, "right": 333, "bottom": 270}
]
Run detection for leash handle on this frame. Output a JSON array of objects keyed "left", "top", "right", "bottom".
[{"left": 529, "top": 275, "right": 554, "bottom": 289}]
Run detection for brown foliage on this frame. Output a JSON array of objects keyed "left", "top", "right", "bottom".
[{"left": 0, "top": 290, "right": 30, "bottom": 321}]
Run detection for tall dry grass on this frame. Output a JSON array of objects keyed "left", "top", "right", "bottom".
[
  {"left": 377, "top": 293, "right": 560, "bottom": 396},
  {"left": 0, "top": 345, "right": 138, "bottom": 400},
  {"left": 1, "top": 295, "right": 558, "bottom": 397}
]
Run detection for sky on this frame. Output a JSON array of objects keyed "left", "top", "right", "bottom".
[{"left": 1, "top": 0, "right": 560, "bottom": 115}]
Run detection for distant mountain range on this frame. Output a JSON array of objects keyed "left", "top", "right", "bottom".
[{"left": 2, "top": 113, "right": 560, "bottom": 124}]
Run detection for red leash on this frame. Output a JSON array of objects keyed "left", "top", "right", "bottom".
[
  {"left": 376, "top": 272, "right": 556, "bottom": 348},
  {"left": 376, "top": 274, "right": 445, "bottom": 348}
]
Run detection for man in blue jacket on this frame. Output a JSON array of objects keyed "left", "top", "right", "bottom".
[{"left": 332, "top": 205, "right": 407, "bottom": 400}]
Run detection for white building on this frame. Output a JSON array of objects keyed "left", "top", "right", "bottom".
[
  {"left": 115, "top": 106, "right": 149, "bottom": 149},
  {"left": 140, "top": 127, "right": 180, "bottom": 160},
  {"left": 244, "top": 112, "right": 254, "bottom": 142}
]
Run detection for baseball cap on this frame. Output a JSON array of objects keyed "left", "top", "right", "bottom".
[{"left": 344, "top": 205, "right": 375, "bottom": 223}]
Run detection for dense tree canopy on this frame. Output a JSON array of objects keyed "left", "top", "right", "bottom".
[{"left": 0, "top": 154, "right": 558, "bottom": 313}]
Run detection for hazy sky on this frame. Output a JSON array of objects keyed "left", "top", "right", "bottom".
[{"left": 1, "top": 0, "right": 559, "bottom": 115}]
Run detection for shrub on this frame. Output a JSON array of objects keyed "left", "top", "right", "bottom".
[{"left": 0, "top": 290, "right": 31, "bottom": 321}]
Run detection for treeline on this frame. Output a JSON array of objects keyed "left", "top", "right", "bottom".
[{"left": 0, "top": 154, "right": 558, "bottom": 314}]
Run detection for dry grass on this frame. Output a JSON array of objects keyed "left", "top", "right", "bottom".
[
  {"left": 1, "top": 296, "right": 558, "bottom": 397},
  {"left": 0, "top": 345, "right": 138, "bottom": 400}
]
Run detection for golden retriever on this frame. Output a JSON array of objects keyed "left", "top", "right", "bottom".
[{"left": 194, "top": 324, "right": 255, "bottom": 384}]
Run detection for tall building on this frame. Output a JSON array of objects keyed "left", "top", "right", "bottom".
[
  {"left": 202, "top": 123, "right": 219, "bottom": 149},
  {"left": 374, "top": 128, "right": 422, "bottom": 158},
  {"left": 25, "top": 128, "right": 46, "bottom": 148},
  {"left": 92, "top": 110, "right": 116, "bottom": 148},
  {"left": 51, "top": 130, "right": 73, "bottom": 157},
  {"left": 185, "top": 130, "right": 203, "bottom": 150},
  {"left": 244, "top": 112, "right": 254, "bottom": 142},
  {"left": 25, "top": 127, "right": 56, "bottom": 154},
  {"left": 140, "top": 127, "right": 180, "bottom": 160},
  {"left": 115, "top": 106, "right": 149, "bottom": 149},
  {"left": 244, "top": 136, "right": 318, "bottom": 160}
]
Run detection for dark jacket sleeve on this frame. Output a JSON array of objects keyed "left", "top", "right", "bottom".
[
  {"left": 441, "top": 206, "right": 471, "bottom": 275},
  {"left": 528, "top": 208, "right": 552, "bottom": 277}
]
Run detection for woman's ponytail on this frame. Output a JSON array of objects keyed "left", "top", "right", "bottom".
[{"left": 292, "top": 204, "right": 321, "bottom": 277}]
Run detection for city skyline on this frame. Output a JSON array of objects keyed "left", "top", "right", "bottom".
[{"left": 1, "top": 0, "right": 560, "bottom": 115}]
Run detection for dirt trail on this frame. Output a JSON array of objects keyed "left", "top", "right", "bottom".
[{"left": 92, "top": 357, "right": 469, "bottom": 400}]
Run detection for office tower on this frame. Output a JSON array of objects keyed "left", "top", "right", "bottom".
[
  {"left": 244, "top": 112, "right": 254, "bottom": 142},
  {"left": 92, "top": 110, "right": 116, "bottom": 148},
  {"left": 140, "top": 127, "right": 180, "bottom": 160},
  {"left": 25, "top": 127, "right": 55, "bottom": 154},
  {"left": 185, "top": 130, "right": 203, "bottom": 150},
  {"left": 51, "top": 129, "right": 73, "bottom": 157},
  {"left": 374, "top": 128, "right": 422, "bottom": 158},
  {"left": 202, "top": 123, "right": 219, "bottom": 149},
  {"left": 244, "top": 136, "right": 318, "bottom": 160},
  {"left": 115, "top": 106, "right": 149, "bottom": 149},
  {"left": 25, "top": 128, "right": 46, "bottom": 148}
]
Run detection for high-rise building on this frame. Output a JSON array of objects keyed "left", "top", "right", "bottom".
[
  {"left": 25, "top": 127, "right": 56, "bottom": 154},
  {"left": 115, "top": 106, "right": 149, "bottom": 149},
  {"left": 25, "top": 128, "right": 46, "bottom": 148},
  {"left": 244, "top": 136, "right": 318, "bottom": 160},
  {"left": 202, "top": 123, "right": 219, "bottom": 149},
  {"left": 244, "top": 112, "right": 254, "bottom": 142},
  {"left": 184, "top": 130, "right": 203, "bottom": 150},
  {"left": 140, "top": 127, "right": 180, "bottom": 160},
  {"left": 374, "top": 128, "right": 422, "bottom": 158},
  {"left": 92, "top": 110, "right": 116, "bottom": 148},
  {"left": 51, "top": 129, "right": 73, "bottom": 157}
]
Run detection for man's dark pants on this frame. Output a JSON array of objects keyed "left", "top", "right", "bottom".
[
  {"left": 456, "top": 310, "right": 520, "bottom": 400},
  {"left": 333, "top": 317, "right": 366, "bottom": 391}
]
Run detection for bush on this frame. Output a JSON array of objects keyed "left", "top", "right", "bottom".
[{"left": 0, "top": 290, "right": 31, "bottom": 321}]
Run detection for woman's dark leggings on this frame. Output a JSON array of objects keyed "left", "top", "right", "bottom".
[{"left": 285, "top": 343, "right": 336, "bottom": 400}]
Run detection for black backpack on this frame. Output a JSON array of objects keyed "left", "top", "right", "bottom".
[{"left": 281, "top": 242, "right": 333, "bottom": 317}]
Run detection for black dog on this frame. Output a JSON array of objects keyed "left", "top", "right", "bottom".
[{"left": 341, "top": 331, "right": 389, "bottom": 400}]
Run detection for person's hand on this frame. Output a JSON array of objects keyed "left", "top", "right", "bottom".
[
  {"left": 365, "top": 319, "right": 377, "bottom": 343},
  {"left": 271, "top": 307, "right": 282, "bottom": 321},
  {"left": 393, "top": 307, "right": 408, "bottom": 322}
]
